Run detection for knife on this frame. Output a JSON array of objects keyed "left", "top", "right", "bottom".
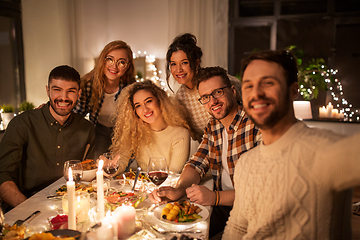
[
  {"left": 132, "top": 167, "right": 141, "bottom": 192},
  {"left": 13, "top": 210, "right": 41, "bottom": 226}
]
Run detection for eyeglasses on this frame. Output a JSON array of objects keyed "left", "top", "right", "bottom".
[
  {"left": 105, "top": 56, "right": 128, "bottom": 69},
  {"left": 198, "top": 86, "right": 230, "bottom": 105}
]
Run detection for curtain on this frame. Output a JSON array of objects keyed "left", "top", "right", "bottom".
[{"left": 168, "top": 0, "right": 229, "bottom": 69}]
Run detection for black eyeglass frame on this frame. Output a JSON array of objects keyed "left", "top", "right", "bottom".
[{"left": 198, "top": 86, "right": 231, "bottom": 105}]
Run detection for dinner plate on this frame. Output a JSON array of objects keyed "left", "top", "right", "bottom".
[
  {"left": 48, "top": 182, "right": 91, "bottom": 196},
  {"left": 153, "top": 202, "right": 209, "bottom": 225},
  {"left": 25, "top": 229, "right": 81, "bottom": 240}
]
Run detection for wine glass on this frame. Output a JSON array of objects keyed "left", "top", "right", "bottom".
[
  {"left": 99, "top": 152, "right": 120, "bottom": 179},
  {"left": 147, "top": 156, "right": 168, "bottom": 187},
  {"left": 63, "top": 160, "right": 83, "bottom": 183}
]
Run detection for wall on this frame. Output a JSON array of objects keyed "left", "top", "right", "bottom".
[{"left": 21, "top": 0, "right": 170, "bottom": 106}]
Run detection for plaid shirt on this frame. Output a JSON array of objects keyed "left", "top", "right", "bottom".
[
  {"left": 74, "top": 80, "right": 129, "bottom": 125},
  {"left": 185, "top": 104, "right": 261, "bottom": 191}
]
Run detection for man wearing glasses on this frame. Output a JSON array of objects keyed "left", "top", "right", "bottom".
[{"left": 149, "top": 66, "right": 261, "bottom": 238}]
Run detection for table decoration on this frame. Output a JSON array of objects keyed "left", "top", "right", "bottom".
[
  {"left": 319, "top": 102, "right": 344, "bottom": 119},
  {"left": 62, "top": 191, "right": 90, "bottom": 223},
  {"left": 66, "top": 167, "right": 76, "bottom": 230},
  {"left": 97, "top": 160, "right": 105, "bottom": 220},
  {"left": 96, "top": 222, "right": 114, "bottom": 240},
  {"left": 102, "top": 214, "right": 118, "bottom": 239},
  {"left": 113, "top": 205, "right": 135, "bottom": 239}
]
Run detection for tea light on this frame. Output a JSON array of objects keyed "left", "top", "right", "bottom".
[
  {"left": 97, "top": 160, "right": 105, "bottom": 220},
  {"left": 113, "top": 205, "right": 135, "bottom": 239},
  {"left": 67, "top": 167, "right": 76, "bottom": 230}
]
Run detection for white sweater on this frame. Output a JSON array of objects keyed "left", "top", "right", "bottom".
[
  {"left": 223, "top": 121, "right": 360, "bottom": 239},
  {"left": 137, "top": 125, "right": 190, "bottom": 174}
]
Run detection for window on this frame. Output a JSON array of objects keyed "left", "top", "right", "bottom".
[{"left": 0, "top": 0, "right": 25, "bottom": 111}]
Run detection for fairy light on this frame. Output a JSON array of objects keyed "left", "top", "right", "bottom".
[
  {"left": 134, "top": 50, "right": 168, "bottom": 92},
  {"left": 319, "top": 66, "right": 359, "bottom": 122}
]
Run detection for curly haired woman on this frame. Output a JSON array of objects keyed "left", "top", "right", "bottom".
[
  {"left": 110, "top": 80, "right": 191, "bottom": 174},
  {"left": 166, "top": 33, "right": 241, "bottom": 143},
  {"left": 74, "top": 40, "right": 136, "bottom": 159}
]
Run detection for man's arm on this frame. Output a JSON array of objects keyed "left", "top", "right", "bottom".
[
  {"left": 148, "top": 166, "right": 201, "bottom": 203},
  {"left": 0, "top": 181, "right": 27, "bottom": 207}
]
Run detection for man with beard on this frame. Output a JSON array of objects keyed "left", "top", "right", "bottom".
[
  {"left": 149, "top": 66, "right": 261, "bottom": 238},
  {"left": 222, "top": 50, "right": 357, "bottom": 239},
  {"left": 0, "top": 65, "right": 95, "bottom": 210}
]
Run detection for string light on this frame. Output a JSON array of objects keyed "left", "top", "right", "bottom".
[
  {"left": 134, "top": 50, "right": 168, "bottom": 93},
  {"left": 324, "top": 69, "right": 359, "bottom": 122}
]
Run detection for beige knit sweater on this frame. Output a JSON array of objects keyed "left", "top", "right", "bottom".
[
  {"left": 223, "top": 121, "right": 360, "bottom": 240},
  {"left": 136, "top": 125, "right": 190, "bottom": 174}
]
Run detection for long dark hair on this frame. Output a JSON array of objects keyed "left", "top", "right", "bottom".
[{"left": 165, "top": 33, "right": 203, "bottom": 91}]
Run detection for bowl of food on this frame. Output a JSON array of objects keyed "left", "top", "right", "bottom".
[{"left": 81, "top": 159, "right": 97, "bottom": 182}]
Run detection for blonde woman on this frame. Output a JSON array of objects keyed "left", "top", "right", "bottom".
[
  {"left": 110, "top": 80, "right": 190, "bottom": 174},
  {"left": 74, "top": 40, "right": 136, "bottom": 159}
]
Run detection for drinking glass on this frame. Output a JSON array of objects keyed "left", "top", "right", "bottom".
[
  {"left": 99, "top": 152, "right": 120, "bottom": 179},
  {"left": 147, "top": 156, "right": 168, "bottom": 188},
  {"left": 63, "top": 160, "right": 83, "bottom": 183},
  {"left": 62, "top": 191, "right": 90, "bottom": 223}
]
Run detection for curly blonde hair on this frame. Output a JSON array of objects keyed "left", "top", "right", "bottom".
[
  {"left": 81, "top": 40, "right": 136, "bottom": 111},
  {"left": 110, "top": 80, "right": 190, "bottom": 161}
]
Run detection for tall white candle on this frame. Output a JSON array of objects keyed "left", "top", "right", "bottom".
[
  {"left": 97, "top": 160, "right": 105, "bottom": 220},
  {"left": 113, "top": 205, "right": 135, "bottom": 239},
  {"left": 326, "top": 102, "right": 333, "bottom": 118},
  {"left": 67, "top": 167, "right": 76, "bottom": 230}
]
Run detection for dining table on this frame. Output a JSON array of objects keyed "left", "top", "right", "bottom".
[{"left": 4, "top": 174, "right": 213, "bottom": 240}]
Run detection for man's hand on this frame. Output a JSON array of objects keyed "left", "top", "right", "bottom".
[
  {"left": 148, "top": 186, "right": 186, "bottom": 204},
  {"left": 186, "top": 184, "right": 215, "bottom": 206}
]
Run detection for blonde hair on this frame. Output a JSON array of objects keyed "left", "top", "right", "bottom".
[
  {"left": 110, "top": 80, "right": 190, "bottom": 161},
  {"left": 81, "top": 40, "right": 136, "bottom": 111}
]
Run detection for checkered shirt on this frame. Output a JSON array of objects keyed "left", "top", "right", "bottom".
[
  {"left": 74, "top": 80, "right": 129, "bottom": 125},
  {"left": 184, "top": 105, "right": 261, "bottom": 191}
]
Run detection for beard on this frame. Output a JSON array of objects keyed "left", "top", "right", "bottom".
[
  {"left": 208, "top": 100, "right": 235, "bottom": 121},
  {"left": 49, "top": 98, "right": 75, "bottom": 117},
  {"left": 246, "top": 91, "right": 291, "bottom": 130}
]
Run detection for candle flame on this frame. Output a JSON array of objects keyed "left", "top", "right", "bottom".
[
  {"left": 98, "top": 160, "right": 104, "bottom": 172},
  {"left": 69, "top": 167, "right": 73, "bottom": 182}
]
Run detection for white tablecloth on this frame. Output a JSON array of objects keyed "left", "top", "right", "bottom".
[{"left": 4, "top": 176, "right": 213, "bottom": 240}]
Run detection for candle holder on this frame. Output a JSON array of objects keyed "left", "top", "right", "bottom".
[{"left": 62, "top": 192, "right": 91, "bottom": 223}]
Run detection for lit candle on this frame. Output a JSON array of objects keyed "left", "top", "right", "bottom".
[
  {"left": 67, "top": 167, "right": 76, "bottom": 230},
  {"left": 97, "top": 160, "right": 105, "bottom": 220},
  {"left": 96, "top": 222, "right": 113, "bottom": 240},
  {"left": 326, "top": 102, "right": 333, "bottom": 118},
  {"left": 101, "top": 213, "right": 118, "bottom": 239},
  {"left": 113, "top": 205, "right": 135, "bottom": 239},
  {"left": 331, "top": 109, "right": 339, "bottom": 118},
  {"left": 319, "top": 106, "right": 327, "bottom": 118}
]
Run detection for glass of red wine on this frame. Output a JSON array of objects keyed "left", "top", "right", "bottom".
[
  {"left": 99, "top": 152, "right": 120, "bottom": 179},
  {"left": 147, "top": 156, "right": 168, "bottom": 188},
  {"left": 63, "top": 160, "right": 83, "bottom": 183}
]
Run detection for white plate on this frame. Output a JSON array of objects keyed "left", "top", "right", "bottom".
[
  {"left": 153, "top": 202, "right": 209, "bottom": 225},
  {"left": 48, "top": 182, "right": 91, "bottom": 196}
]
